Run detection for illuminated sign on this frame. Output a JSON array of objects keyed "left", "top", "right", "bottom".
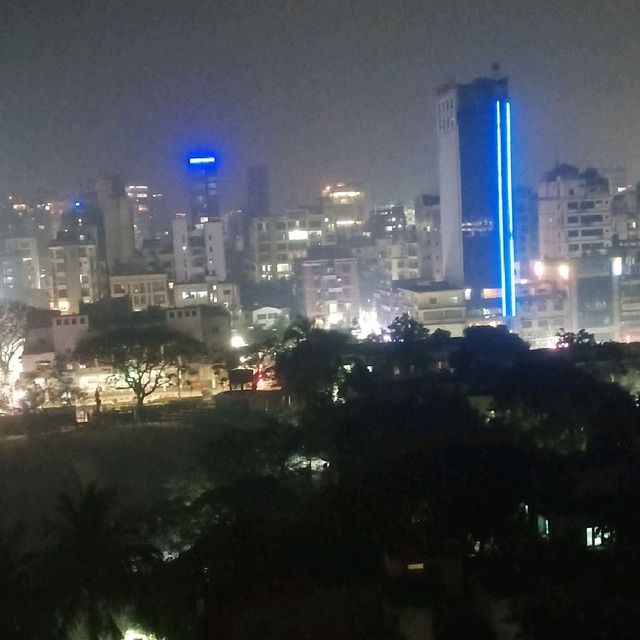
[{"left": 188, "top": 156, "right": 216, "bottom": 165}]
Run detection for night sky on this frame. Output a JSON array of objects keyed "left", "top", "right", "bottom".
[{"left": 1, "top": 0, "right": 639, "bottom": 212}]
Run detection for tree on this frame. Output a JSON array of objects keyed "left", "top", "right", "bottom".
[
  {"left": 555, "top": 328, "right": 596, "bottom": 349},
  {"left": 76, "top": 325, "right": 201, "bottom": 412},
  {"left": 283, "top": 315, "right": 315, "bottom": 345},
  {"left": 387, "top": 313, "right": 429, "bottom": 343},
  {"left": 276, "top": 328, "right": 351, "bottom": 403},
  {"left": 0, "top": 301, "right": 27, "bottom": 384},
  {"left": 37, "top": 483, "right": 157, "bottom": 640},
  {"left": 47, "top": 355, "right": 85, "bottom": 406}
]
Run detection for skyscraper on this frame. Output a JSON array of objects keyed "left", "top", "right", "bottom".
[
  {"left": 187, "top": 153, "right": 219, "bottom": 223},
  {"left": 437, "top": 69, "right": 516, "bottom": 316},
  {"left": 95, "top": 177, "right": 135, "bottom": 272},
  {"left": 247, "top": 164, "right": 270, "bottom": 218}
]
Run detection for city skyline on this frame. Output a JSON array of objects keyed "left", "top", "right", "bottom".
[{"left": 2, "top": 0, "right": 640, "bottom": 212}]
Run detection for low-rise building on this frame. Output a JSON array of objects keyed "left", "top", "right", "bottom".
[
  {"left": 252, "top": 306, "right": 290, "bottom": 330},
  {"left": 375, "top": 279, "right": 466, "bottom": 336},
  {"left": 110, "top": 272, "right": 169, "bottom": 311},
  {"left": 166, "top": 305, "right": 231, "bottom": 355},
  {"left": 52, "top": 313, "right": 90, "bottom": 356},
  {"left": 515, "top": 261, "right": 572, "bottom": 348},
  {"left": 172, "top": 279, "right": 240, "bottom": 315}
]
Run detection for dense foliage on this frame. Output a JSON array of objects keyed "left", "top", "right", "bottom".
[{"left": 3, "top": 325, "right": 640, "bottom": 639}]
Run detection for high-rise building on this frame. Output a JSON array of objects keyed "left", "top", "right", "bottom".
[
  {"left": 249, "top": 207, "right": 336, "bottom": 281},
  {"left": 96, "top": 178, "right": 135, "bottom": 272},
  {"left": 367, "top": 204, "right": 406, "bottom": 240},
  {"left": 172, "top": 217, "right": 226, "bottom": 282},
  {"left": 187, "top": 153, "right": 219, "bottom": 223},
  {"left": 321, "top": 183, "right": 366, "bottom": 240},
  {"left": 538, "top": 165, "right": 613, "bottom": 260},
  {"left": 414, "top": 194, "right": 443, "bottom": 282},
  {"left": 437, "top": 70, "right": 516, "bottom": 316},
  {"left": 126, "top": 185, "right": 152, "bottom": 249},
  {"left": 247, "top": 165, "right": 270, "bottom": 218},
  {"left": 514, "top": 187, "right": 539, "bottom": 277},
  {"left": 300, "top": 246, "right": 360, "bottom": 328},
  {"left": 48, "top": 231, "right": 102, "bottom": 314}
]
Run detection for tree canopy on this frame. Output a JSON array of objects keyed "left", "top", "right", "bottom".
[{"left": 76, "top": 325, "right": 201, "bottom": 410}]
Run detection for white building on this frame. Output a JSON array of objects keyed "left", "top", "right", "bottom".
[
  {"left": 252, "top": 306, "right": 290, "bottom": 330},
  {"left": 52, "top": 314, "right": 90, "bottom": 356},
  {"left": 48, "top": 233, "right": 102, "bottom": 314},
  {"left": 110, "top": 272, "right": 169, "bottom": 311},
  {"left": 166, "top": 305, "right": 231, "bottom": 355},
  {"left": 172, "top": 279, "right": 240, "bottom": 315},
  {"left": 538, "top": 166, "right": 613, "bottom": 260},
  {"left": 375, "top": 280, "right": 466, "bottom": 336},
  {"left": 172, "top": 217, "right": 226, "bottom": 282}
]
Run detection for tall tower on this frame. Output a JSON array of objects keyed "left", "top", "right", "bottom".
[
  {"left": 247, "top": 164, "right": 270, "bottom": 218},
  {"left": 187, "top": 153, "right": 219, "bottom": 223},
  {"left": 437, "top": 72, "right": 516, "bottom": 316},
  {"left": 96, "top": 177, "right": 135, "bottom": 272}
]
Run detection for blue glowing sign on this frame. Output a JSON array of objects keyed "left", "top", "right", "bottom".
[{"left": 496, "top": 100, "right": 516, "bottom": 318}]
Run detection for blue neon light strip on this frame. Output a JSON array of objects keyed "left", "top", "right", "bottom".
[
  {"left": 505, "top": 101, "right": 516, "bottom": 316},
  {"left": 496, "top": 100, "right": 508, "bottom": 317}
]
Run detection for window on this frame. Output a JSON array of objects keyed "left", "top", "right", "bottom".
[
  {"left": 553, "top": 302, "right": 564, "bottom": 311},
  {"left": 567, "top": 202, "right": 578, "bottom": 210},
  {"left": 568, "top": 230, "right": 579, "bottom": 238},
  {"left": 567, "top": 216, "right": 578, "bottom": 224},
  {"left": 56, "top": 319, "right": 62, "bottom": 326},
  {"left": 169, "top": 311, "right": 175, "bottom": 319},
  {"left": 581, "top": 228, "right": 603, "bottom": 237},
  {"left": 569, "top": 243, "right": 580, "bottom": 252},
  {"left": 581, "top": 214, "right": 603, "bottom": 224},
  {"left": 71, "top": 318, "right": 77, "bottom": 325},
  {"left": 586, "top": 526, "right": 614, "bottom": 547},
  {"left": 580, "top": 201, "right": 595, "bottom": 210},
  {"left": 80, "top": 317, "right": 86, "bottom": 324},
  {"left": 429, "top": 297, "right": 437, "bottom": 304}
]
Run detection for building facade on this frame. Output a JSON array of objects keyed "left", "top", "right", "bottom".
[
  {"left": 300, "top": 249, "right": 359, "bottom": 327},
  {"left": 48, "top": 233, "right": 102, "bottom": 314},
  {"left": 173, "top": 217, "right": 226, "bottom": 282},
  {"left": 538, "top": 166, "right": 613, "bottom": 260},
  {"left": 249, "top": 207, "right": 336, "bottom": 281},
  {"left": 109, "top": 272, "right": 170, "bottom": 311},
  {"left": 437, "top": 72, "right": 516, "bottom": 316}
]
